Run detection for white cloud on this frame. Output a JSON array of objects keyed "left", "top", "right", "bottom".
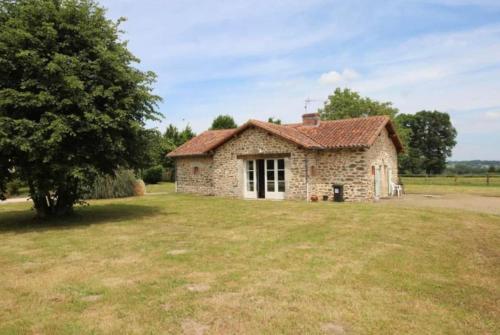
[
  {"left": 319, "top": 68, "right": 360, "bottom": 85},
  {"left": 484, "top": 111, "right": 500, "bottom": 120}
]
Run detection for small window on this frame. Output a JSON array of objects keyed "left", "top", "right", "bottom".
[{"left": 193, "top": 166, "right": 199, "bottom": 175}]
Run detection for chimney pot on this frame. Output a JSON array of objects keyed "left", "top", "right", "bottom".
[{"left": 302, "top": 113, "right": 320, "bottom": 126}]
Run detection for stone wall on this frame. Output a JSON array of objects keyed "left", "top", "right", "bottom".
[
  {"left": 175, "top": 156, "right": 214, "bottom": 195},
  {"left": 174, "top": 125, "right": 399, "bottom": 201},
  {"left": 308, "top": 148, "right": 370, "bottom": 201},
  {"left": 212, "top": 126, "right": 308, "bottom": 200}
]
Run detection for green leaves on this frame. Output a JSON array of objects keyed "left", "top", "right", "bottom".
[
  {"left": 0, "top": 0, "right": 161, "bottom": 215},
  {"left": 210, "top": 115, "right": 237, "bottom": 130},
  {"left": 396, "top": 111, "right": 457, "bottom": 174},
  {"left": 318, "top": 88, "right": 398, "bottom": 120}
]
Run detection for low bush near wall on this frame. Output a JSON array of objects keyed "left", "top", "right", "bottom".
[
  {"left": 85, "top": 169, "right": 140, "bottom": 199},
  {"left": 143, "top": 165, "right": 164, "bottom": 184}
]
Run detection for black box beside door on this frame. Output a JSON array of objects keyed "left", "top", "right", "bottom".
[{"left": 333, "top": 184, "right": 344, "bottom": 202}]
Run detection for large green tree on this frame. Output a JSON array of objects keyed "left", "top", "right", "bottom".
[
  {"left": 318, "top": 88, "right": 398, "bottom": 120},
  {"left": 210, "top": 115, "right": 237, "bottom": 130},
  {"left": 0, "top": 0, "right": 160, "bottom": 217},
  {"left": 397, "top": 111, "right": 457, "bottom": 175}
]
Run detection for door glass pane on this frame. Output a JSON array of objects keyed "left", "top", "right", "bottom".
[
  {"left": 267, "top": 181, "right": 275, "bottom": 192},
  {"left": 278, "top": 170, "right": 284, "bottom": 181},
  {"left": 267, "top": 170, "right": 274, "bottom": 181},
  {"left": 278, "top": 181, "right": 285, "bottom": 192},
  {"left": 266, "top": 159, "right": 274, "bottom": 170},
  {"left": 247, "top": 161, "right": 254, "bottom": 192},
  {"left": 277, "top": 159, "right": 284, "bottom": 170}
]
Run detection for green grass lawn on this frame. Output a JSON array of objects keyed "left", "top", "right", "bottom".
[
  {"left": 0, "top": 186, "right": 499, "bottom": 334},
  {"left": 145, "top": 181, "right": 175, "bottom": 194}
]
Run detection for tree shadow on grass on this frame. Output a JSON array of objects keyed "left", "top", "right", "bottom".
[{"left": 0, "top": 203, "right": 166, "bottom": 234}]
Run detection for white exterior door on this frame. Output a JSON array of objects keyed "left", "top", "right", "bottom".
[
  {"left": 375, "top": 166, "right": 382, "bottom": 198},
  {"left": 387, "top": 167, "right": 392, "bottom": 196},
  {"left": 265, "top": 159, "right": 285, "bottom": 200},
  {"left": 244, "top": 160, "right": 257, "bottom": 199}
]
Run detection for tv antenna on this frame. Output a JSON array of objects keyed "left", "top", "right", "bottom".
[{"left": 304, "top": 98, "right": 322, "bottom": 113}]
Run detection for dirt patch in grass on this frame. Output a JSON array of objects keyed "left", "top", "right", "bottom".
[
  {"left": 186, "top": 283, "right": 211, "bottom": 292},
  {"left": 181, "top": 319, "right": 209, "bottom": 335},
  {"left": 321, "top": 322, "right": 346, "bottom": 334},
  {"left": 81, "top": 294, "right": 102, "bottom": 302}
]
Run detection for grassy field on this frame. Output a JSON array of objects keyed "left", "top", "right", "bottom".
[
  {"left": 0, "top": 186, "right": 499, "bottom": 334},
  {"left": 402, "top": 176, "right": 500, "bottom": 197},
  {"left": 401, "top": 175, "right": 500, "bottom": 187}
]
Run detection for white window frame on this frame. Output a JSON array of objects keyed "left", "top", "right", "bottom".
[
  {"left": 265, "top": 158, "right": 285, "bottom": 200},
  {"left": 244, "top": 160, "right": 257, "bottom": 199}
]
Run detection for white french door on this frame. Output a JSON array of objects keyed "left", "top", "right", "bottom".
[
  {"left": 243, "top": 158, "right": 285, "bottom": 199},
  {"left": 264, "top": 159, "right": 285, "bottom": 200},
  {"left": 244, "top": 160, "right": 257, "bottom": 198}
]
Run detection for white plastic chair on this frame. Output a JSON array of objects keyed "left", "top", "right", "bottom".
[{"left": 391, "top": 182, "right": 403, "bottom": 197}]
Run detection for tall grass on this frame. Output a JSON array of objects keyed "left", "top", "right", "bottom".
[{"left": 85, "top": 169, "right": 140, "bottom": 199}]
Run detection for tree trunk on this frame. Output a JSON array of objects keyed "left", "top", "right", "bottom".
[{"left": 28, "top": 180, "right": 76, "bottom": 219}]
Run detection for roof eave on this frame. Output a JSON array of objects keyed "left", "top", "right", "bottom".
[{"left": 167, "top": 152, "right": 213, "bottom": 158}]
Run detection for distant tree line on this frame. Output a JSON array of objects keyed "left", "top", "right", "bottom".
[{"left": 445, "top": 161, "right": 499, "bottom": 175}]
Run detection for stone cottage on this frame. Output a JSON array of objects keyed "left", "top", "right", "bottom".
[{"left": 167, "top": 113, "right": 403, "bottom": 201}]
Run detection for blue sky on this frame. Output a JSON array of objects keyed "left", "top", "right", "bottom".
[{"left": 101, "top": 0, "right": 500, "bottom": 160}]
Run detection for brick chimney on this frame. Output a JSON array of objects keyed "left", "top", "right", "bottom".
[{"left": 302, "top": 113, "right": 320, "bottom": 126}]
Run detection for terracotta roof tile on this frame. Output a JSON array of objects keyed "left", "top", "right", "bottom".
[
  {"left": 167, "top": 115, "right": 402, "bottom": 157},
  {"left": 248, "top": 119, "right": 322, "bottom": 149},
  {"left": 167, "top": 128, "right": 237, "bottom": 157},
  {"left": 286, "top": 115, "right": 396, "bottom": 149}
]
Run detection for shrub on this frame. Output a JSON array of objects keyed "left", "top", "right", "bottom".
[
  {"left": 143, "top": 165, "right": 164, "bottom": 184},
  {"left": 162, "top": 168, "right": 175, "bottom": 182},
  {"left": 6, "top": 179, "right": 23, "bottom": 197},
  {"left": 85, "top": 169, "right": 138, "bottom": 200}
]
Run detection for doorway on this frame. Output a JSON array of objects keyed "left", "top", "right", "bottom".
[
  {"left": 244, "top": 158, "right": 285, "bottom": 199},
  {"left": 257, "top": 159, "right": 265, "bottom": 198}
]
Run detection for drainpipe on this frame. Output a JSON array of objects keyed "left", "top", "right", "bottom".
[{"left": 305, "top": 153, "right": 309, "bottom": 202}]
